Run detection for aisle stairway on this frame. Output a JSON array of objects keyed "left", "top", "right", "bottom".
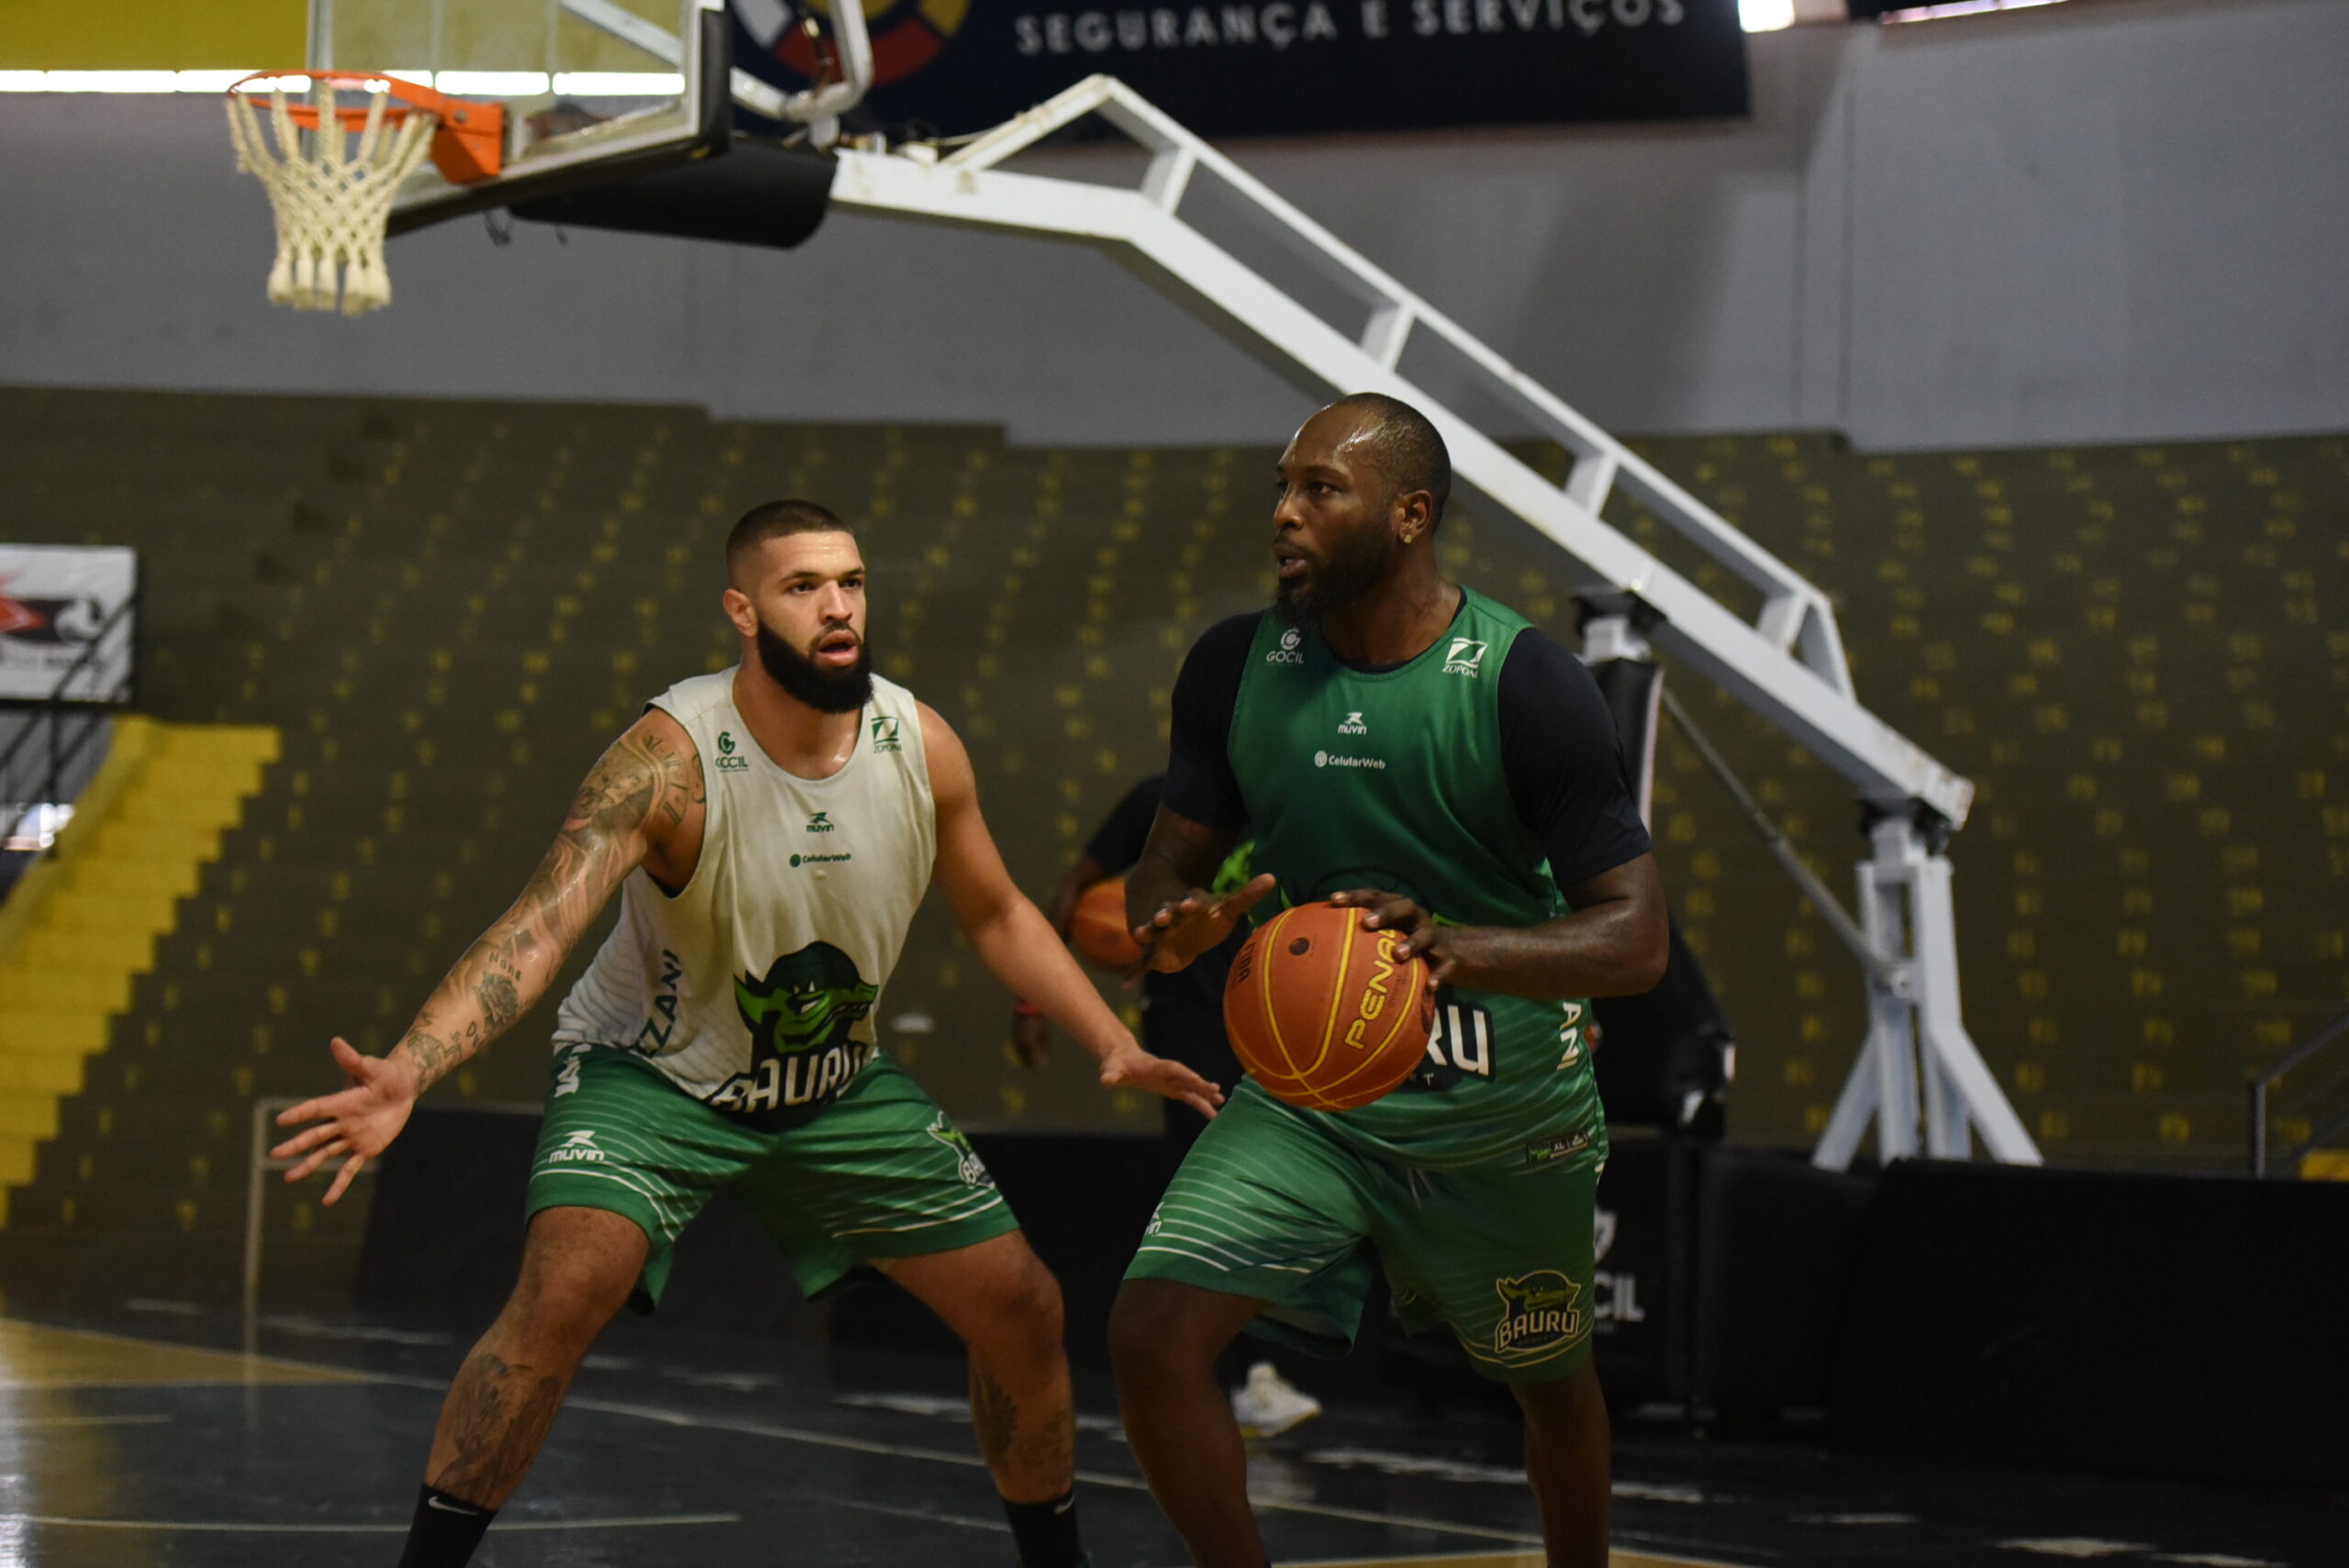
[{"left": 0, "top": 717, "right": 277, "bottom": 1222}]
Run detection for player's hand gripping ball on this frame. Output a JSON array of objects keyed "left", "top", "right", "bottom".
[
  {"left": 1070, "top": 876, "right": 1144, "bottom": 969},
  {"left": 1223, "top": 901, "right": 1436, "bottom": 1111}
]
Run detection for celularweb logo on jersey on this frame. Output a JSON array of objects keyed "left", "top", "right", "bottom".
[{"left": 1313, "top": 751, "right": 1386, "bottom": 770}]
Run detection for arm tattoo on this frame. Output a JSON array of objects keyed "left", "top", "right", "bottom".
[
  {"left": 1129, "top": 808, "right": 1234, "bottom": 914},
  {"left": 392, "top": 719, "right": 703, "bottom": 1092}
]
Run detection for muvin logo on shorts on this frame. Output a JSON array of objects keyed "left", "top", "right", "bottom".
[
  {"left": 1492, "top": 1270, "right": 1586, "bottom": 1355},
  {"left": 547, "top": 1129, "right": 607, "bottom": 1164}
]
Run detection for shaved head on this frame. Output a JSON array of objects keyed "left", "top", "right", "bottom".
[
  {"left": 1319, "top": 394, "right": 1451, "bottom": 530},
  {"left": 727, "top": 498, "right": 851, "bottom": 587}
]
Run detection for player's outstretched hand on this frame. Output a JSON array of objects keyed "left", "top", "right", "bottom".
[
  {"left": 1099, "top": 1040, "right": 1226, "bottom": 1122},
  {"left": 1329, "top": 888, "right": 1461, "bottom": 983},
  {"left": 1129, "top": 872, "right": 1278, "bottom": 983},
  {"left": 270, "top": 1036, "right": 422, "bottom": 1207}
]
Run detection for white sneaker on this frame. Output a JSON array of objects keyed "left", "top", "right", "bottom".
[{"left": 1230, "top": 1361, "right": 1322, "bottom": 1440}]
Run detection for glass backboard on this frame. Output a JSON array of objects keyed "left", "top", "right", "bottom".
[{"left": 309, "top": 0, "right": 727, "bottom": 233}]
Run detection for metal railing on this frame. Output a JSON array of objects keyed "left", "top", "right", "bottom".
[
  {"left": 2249, "top": 1006, "right": 2349, "bottom": 1178},
  {"left": 0, "top": 595, "right": 139, "bottom": 851}
]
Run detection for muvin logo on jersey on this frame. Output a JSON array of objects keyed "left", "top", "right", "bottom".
[
  {"left": 1442, "top": 639, "right": 1488, "bottom": 676},
  {"left": 718, "top": 941, "right": 881, "bottom": 1118},
  {"left": 715, "top": 730, "right": 749, "bottom": 772},
  {"left": 1338, "top": 711, "right": 1368, "bottom": 735},
  {"left": 1266, "top": 627, "right": 1305, "bottom": 664},
  {"left": 926, "top": 1112, "right": 996, "bottom": 1189},
  {"left": 807, "top": 812, "right": 835, "bottom": 833},
  {"left": 1493, "top": 1270, "right": 1586, "bottom": 1355}
]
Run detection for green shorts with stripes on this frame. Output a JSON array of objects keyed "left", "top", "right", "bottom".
[
  {"left": 527, "top": 1042, "right": 1017, "bottom": 1308},
  {"left": 1125, "top": 1082, "right": 1606, "bottom": 1384}
]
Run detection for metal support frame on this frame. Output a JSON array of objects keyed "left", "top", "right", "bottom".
[
  {"left": 823, "top": 75, "right": 2030, "bottom": 1166},
  {"left": 831, "top": 77, "right": 1976, "bottom": 828},
  {"left": 1811, "top": 817, "right": 2040, "bottom": 1166},
  {"left": 2247, "top": 1006, "right": 2349, "bottom": 1177}
]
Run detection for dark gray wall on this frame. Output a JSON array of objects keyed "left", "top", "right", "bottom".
[{"left": 2, "top": 0, "right": 2342, "bottom": 449}]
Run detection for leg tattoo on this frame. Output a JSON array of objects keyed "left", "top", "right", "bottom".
[{"left": 431, "top": 1348, "right": 569, "bottom": 1507}]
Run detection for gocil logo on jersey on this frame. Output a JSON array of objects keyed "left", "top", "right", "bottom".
[
  {"left": 719, "top": 940, "right": 880, "bottom": 1118},
  {"left": 1493, "top": 1270, "right": 1586, "bottom": 1355},
  {"left": 1442, "top": 639, "right": 1488, "bottom": 676},
  {"left": 1265, "top": 627, "right": 1305, "bottom": 665},
  {"left": 714, "top": 730, "right": 749, "bottom": 772},
  {"left": 869, "top": 715, "right": 904, "bottom": 753},
  {"left": 547, "top": 1129, "right": 607, "bottom": 1165}
]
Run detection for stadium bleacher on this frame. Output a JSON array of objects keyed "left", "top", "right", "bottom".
[{"left": 2, "top": 386, "right": 2342, "bottom": 1298}]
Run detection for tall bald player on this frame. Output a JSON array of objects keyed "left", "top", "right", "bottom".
[
  {"left": 273, "top": 500, "right": 1220, "bottom": 1568},
  {"left": 1112, "top": 396, "right": 1669, "bottom": 1567}
]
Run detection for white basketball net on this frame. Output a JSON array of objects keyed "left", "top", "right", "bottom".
[{"left": 226, "top": 81, "right": 437, "bottom": 317}]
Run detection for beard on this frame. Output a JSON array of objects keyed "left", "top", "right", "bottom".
[
  {"left": 755, "top": 617, "right": 874, "bottom": 715},
  {"left": 1272, "top": 522, "right": 1398, "bottom": 628}
]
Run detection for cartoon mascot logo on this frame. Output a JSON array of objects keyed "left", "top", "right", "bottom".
[
  {"left": 1492, "top": 1271, "right": 1586, "bottom": 1357},
  {"left": 734, "top": 940, "right": 879, "bottom": 1057},
  {"left": 925, "top": 1112, "right": 995, "bottom": 1188}
]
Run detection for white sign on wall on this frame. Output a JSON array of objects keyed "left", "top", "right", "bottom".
[{"left": 0, "top": 546, "right": 139, "bottom": 703}]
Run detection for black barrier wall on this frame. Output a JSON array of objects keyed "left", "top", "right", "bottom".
[{"left": 1832, "top": 1161, "right": 2349, "bottom": 1488}]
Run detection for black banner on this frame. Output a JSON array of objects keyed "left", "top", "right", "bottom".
[{"left": 730, "top": 0, "right": 1750, "bottom": 139}]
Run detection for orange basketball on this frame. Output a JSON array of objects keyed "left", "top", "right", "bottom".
[
  {"left": 1223, "top": 901, "right": 1437, "bottom": 1112},
  {"left": 1069, "top": 876, "right": 1142, "bottom": 969}
]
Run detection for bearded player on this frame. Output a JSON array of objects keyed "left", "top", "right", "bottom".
[
  {"left": 273, "top": 500, "right": 1220, "bottom": 1568},
  {"left": 1110, "top": 395, "right": 1668, "bottom": 1567}
]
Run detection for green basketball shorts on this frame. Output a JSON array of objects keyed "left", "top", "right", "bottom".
[
  {"left": 1125, "top": 1083, "right": 1606, "bottom": 1383},
  {"left": 527, "top": 1042, "right": 1017, "bottom": 1307}
]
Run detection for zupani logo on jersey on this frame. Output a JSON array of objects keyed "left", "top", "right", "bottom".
[
  {"left": 1493, "top": 1270, "right": 1587, "bottom": 1356},
  {"left": 719, "top": 940, "right": 881, "bottom": 1118}
]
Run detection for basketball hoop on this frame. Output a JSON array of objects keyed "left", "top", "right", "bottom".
[{"left": 225, "top": 71, "right": 505, "bottom": 316}]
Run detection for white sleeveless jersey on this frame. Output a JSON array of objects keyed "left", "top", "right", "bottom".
[{"left": 552, "top": 668, "right": 936, "bottom": 1122}]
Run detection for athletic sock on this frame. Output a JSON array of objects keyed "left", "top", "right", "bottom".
[
  {"left": 395, "top": 1485, "right": 497, "bottom": 1568},
  {"left": 1001, "top": 1487, "right": 1086, "bottom": 1568}
]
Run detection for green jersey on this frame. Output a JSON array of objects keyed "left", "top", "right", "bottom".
[{"left": 1169, "top": 589, "right": 1650, "bottom": 1170}]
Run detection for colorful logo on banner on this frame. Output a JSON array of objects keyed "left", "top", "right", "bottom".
[
  {"left": 756, "top": 0, "right": 973, "bottom": 88},
  {"left": 731, "top": 0, "right": 1750, "bottom": 138}
]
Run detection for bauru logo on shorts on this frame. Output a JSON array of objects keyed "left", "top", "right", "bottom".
[
  {"left": 735, "top": 940, "right": 879, "bottom": 1056},
  {"left": 1492, "top": 1270, "right": 1586, "bottom": 1356},
  {"left": 925, "top": 1112, "right": 996, "bottom": 1189}
]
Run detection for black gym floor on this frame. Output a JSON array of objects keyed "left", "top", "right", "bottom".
[{"left": 0, "top": 1303, "right": 2334, "bottom": 1568}]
